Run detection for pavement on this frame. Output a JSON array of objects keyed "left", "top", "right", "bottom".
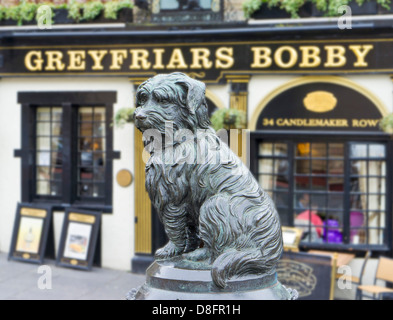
[{"left": 0, "top": 252, "right": 146, "bottom": 300}]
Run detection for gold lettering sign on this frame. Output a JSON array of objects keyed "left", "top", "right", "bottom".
[
  {"left": 69, "top": 213, "right": 96, "bottom": 224},
  {"left": 21, "top": 207, "right": 47, "bottom": 218},
  {"left": 20, "top": 43, "right": 375, "bottom": 77},
  {"left": 303, "top": 91, "right": 337, "bottom": 113}
]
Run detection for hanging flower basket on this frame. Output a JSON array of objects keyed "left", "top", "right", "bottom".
[{"left": 210, "top": 108, "right": 247, "bottom": 131}]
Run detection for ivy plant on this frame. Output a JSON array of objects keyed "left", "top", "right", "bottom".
[
  {"left": 379, "top": 113, "right": 393, "bottom": 134},
  {"left": 104, "top": 0, "right": 134, "bottom": 19},
  {"left": 113, "top": 107, "right": 136, "bottom": 128},
  {"left": 243, "top": 0, "right": 392, "bottom": 18},
  {"left": 210, "top": 108, "right": 247, "bottom": 131}
]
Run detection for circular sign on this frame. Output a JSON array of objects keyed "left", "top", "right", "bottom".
[{"left": 116, "top": 169, "right": 133, "bottom": 187}]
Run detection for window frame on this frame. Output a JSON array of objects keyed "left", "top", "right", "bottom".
[
  {"left": 250, "top": 130, "right": 393, "bottom": 255},
  {"left": 17, "top": 92, "right": 118, "bottom": 213}
]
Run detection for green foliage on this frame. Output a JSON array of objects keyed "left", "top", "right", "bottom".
[
  {"left": 242, "top": 0, "right": 392, "bottom": 18},
  {"left": 67, "top": 1, "right": 82, "bottom": 21},
  {"left": 0, "top": 1, "right": 133, "bottom": 25},
  {"left": 113, "top": 107, "right": 136, "bottom": 128},
  {"left": 104, "top": 0, "right": 134, "bottom": 20},
  {"left": 82, "top": 1, "right": 104, "bottom": 21},
  {"left": 19, "top": 1, "right": 38, "bottom": 23},
  {"left": 210, "top": 108, "right": 247, "bottom": 131},
  {"left": 379, "top": 114, "right": 393, "bottom": 133}
]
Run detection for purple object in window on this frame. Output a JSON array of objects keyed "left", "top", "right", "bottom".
[{"left": 324, "top": 219, "right": 343, "bottom": 243}]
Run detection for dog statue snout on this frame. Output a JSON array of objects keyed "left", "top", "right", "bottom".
[{"left": 135, "top": 109, "right": 147, "bottom": 120}]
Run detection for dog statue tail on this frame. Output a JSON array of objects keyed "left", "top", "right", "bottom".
[{"left": 199, "top": 193, "right": 283, "bottom": 289}]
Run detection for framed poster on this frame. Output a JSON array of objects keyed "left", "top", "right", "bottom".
[
  {"left": 56, "top": 208, "right": 101, "bottom": 270},
  {"left": 282, "top": 227, "right": 303, "bottom": 252},
  {"left": 8, "top": 203, "right": 53, "bottom": 264}
]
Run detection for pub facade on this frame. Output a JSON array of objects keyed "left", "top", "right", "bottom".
[{"left": 0, "top": 1, "right": 392, "bottom": 298}]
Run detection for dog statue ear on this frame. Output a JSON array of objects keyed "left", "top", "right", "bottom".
[{"left": 175, "top": 75, "right": 205, "bottom": 115}]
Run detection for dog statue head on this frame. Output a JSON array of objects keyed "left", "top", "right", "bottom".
[{"left": 134, "top": 72, "right": 211, "bottom": 134}]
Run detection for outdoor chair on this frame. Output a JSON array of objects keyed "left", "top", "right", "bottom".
[
  {"left": 335, "top": 250, "right": 371, "bottom": 300},
  {"left": 357, "top": 256, "right": 393, "bottom": 300}
]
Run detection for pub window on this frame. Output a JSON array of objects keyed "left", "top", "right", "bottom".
[
  {"left": 151, "top": 0, "right": 222, "bottom": 22},
  {"left": 255, "top": 138, "right": 391, "bottom": 252},
  {"left": 160, "top": 0, "right": 214, "bottom": 11},
  {"left": 17, "top": 92, "right": 117, "bottom": 212}
]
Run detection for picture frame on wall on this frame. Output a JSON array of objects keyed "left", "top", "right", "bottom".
[
  {"left": 56, "top": 208, "right": 101, "bottom": 271},
  {"left": 8, "top": 203, "right": 53, "bottom": 264}
]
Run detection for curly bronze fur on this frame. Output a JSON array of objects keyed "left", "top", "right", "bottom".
[{"left": 134, "top": 72, "right": 283, "bottom": 288}]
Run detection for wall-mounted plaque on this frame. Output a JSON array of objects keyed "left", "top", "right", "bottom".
[
  {"left": 56, "top": 208, "right": 101, "bottom": 271},
  {"left": 8, "top": 203, "right": 53, "bottom": 264},
  {"left": 116, "top": 169, "right": 133, "bottom": 187}
]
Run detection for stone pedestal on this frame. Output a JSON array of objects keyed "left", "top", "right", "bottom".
[{"left": 126, "top": 259, "right": 297, "bottom": 300}]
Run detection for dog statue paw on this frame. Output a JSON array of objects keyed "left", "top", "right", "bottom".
[
  {"left": 154, "top": 241, "right": 183, "bottom": 260},
  {"left": 134, "top": 72, "right": 283, "bottom": 290}
]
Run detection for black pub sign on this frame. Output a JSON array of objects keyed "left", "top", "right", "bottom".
[{"left": 2, "top": 38, "right": 393, "bottom": 82}]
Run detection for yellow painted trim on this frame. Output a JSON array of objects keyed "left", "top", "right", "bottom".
[
  {"left": 249, "top": 76, "right": 389, "bottom": 131},
  {"left": 134, "top": 127, "right": 152, "bottom": 254}
]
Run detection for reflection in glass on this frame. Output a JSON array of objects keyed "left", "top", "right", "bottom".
[
  {"left": 37, "top": 137, "right": 50, "bottom": 150},
  {"left": 37, "top": 108, "right": 50, "bottom": 121},
  {"left": 351, "top": 144, "right": 368, "bottom": 157},
  {"left": 259, "top": 143, "right": 273, "bottom": 156},
  {"left": 295, "top": 160, "right": 310, "bottom": 174},
  {"left": 328, "top": 143, "right": 344, "bottom": 158},
  {"left": 369, "top": 144, "right": 385, "bottom": 158},
  {"left": 37, "top": 122, "right": 50, "bottom": 136},
  {"left": 77, "top": 106, "right": 106, "bottom": 198}
]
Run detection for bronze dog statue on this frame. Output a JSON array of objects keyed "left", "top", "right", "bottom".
[{"left": 134, "top": 72, "right": 283, "bottom": 288}]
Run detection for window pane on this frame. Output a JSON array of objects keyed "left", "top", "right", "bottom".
[
  {"left": 37, "top": 122, "right": 50, "bottom": 135},
  {"left": 37, "top": 152, "right": 51, "bottom": 166},
  {"left": 312, "top": 159, "right": 326, "bottom": 174},
  {"left": 52, "top": 107, "right": 62, "bottom": 121},
  {"left": 350, "top": 144, "right": 368, "bottom": 158},
  {"left": 77, "top": 107, "right": 107, "bottom": 199},
  {"left": 161, "top": 0, "right": 179, "bottom": 9},
  {"left": 274, "top": 143, "right": 287, "bottom": 156},
  {"left": 36, "top": 181, "right": 50, "bottom": 195},
  {"left": 37, "top": 107, "right": 50, "bottom": 121},
  {"left": 93, "top": 122, "right": 105, "bottom": 137},
  {"left": 311, "top": 143, "right": 327, "bottom": 157},
  {"left": 52, "top": 122, "right": 62, "bottom": 136},
  {"left": 79, "top": 107, "right": 93, "bottom": 121},
  {"left": 37, "top": 166, "right": 50, "bottom": 180},
  {"left": 37, "top": 137, "right": 51, "bottom": 150},
  {"left": 351, "top": 160, "right": 367, "bottom": 175},
  {"left": 94, "top": 107, "right": 106, "bottom": 121},
  {"left": 295, "top": 159, "right": 310, "bottom": 174},
  {"left": 35, "top": 107, "right": 63, "bottom": 196},
  {"left": 369, "top": 144, "right": 385, "bottom": 158},
  {"left": 258, "top": 174, "right": 274, "bottom": 191},
  {"left": 328, "top": 143, "right": 344, "bottom": 158},
  {"left": 93, "top": 138, "right": 105, "bottom": 151},
  {"left": 296, "top": 143, "right": 310, "bottom": 156},
  {"left": 259, "top": 143, "right": 273, "bottom": 156},
  {"left": 328, "top": 160, "right": 344, "bottom": 175},
  {"left": 80, "top": 122, "right": 93, "bottom": 137},
  {"left": 259, "top": 159, "right": 274, "bottom": 174},
  {"left": 93, "top": 152, "right": 105, "bottom": 166}
]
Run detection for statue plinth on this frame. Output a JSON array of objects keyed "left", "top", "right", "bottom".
[{"left": 127, "top": 259, "right": 297, "bottom": 300}]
